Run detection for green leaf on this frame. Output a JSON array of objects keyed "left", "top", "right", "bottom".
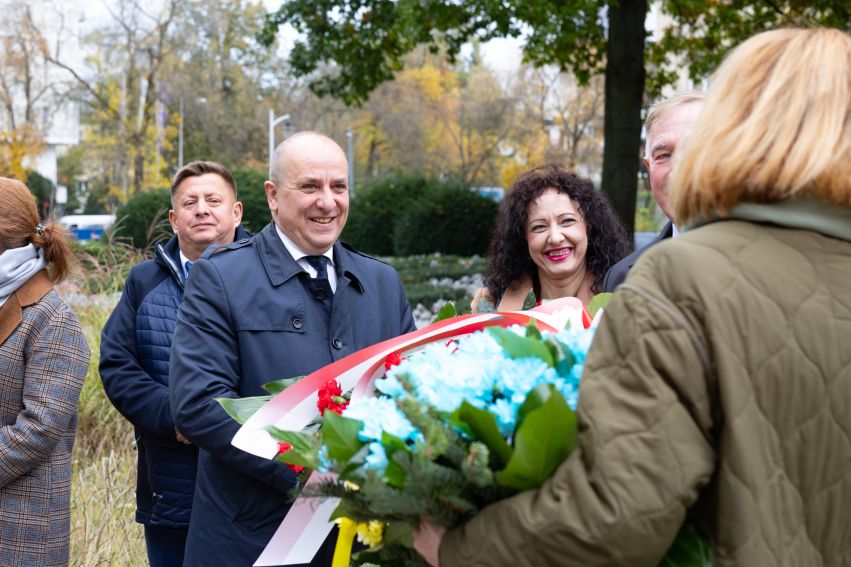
[
  {"left": 488, "top": 327, "right": 554, "bottom": 367},
  {"left": 587, "top": 293, "right": 612, "bottom": 319},
  {"left": 381, "top": 521, "right": 414, "bottom": 548},
  {"left": 658, "top": 522, "right": 712, "bottom": 567},
  {"left": 261, "top": 376, "right": 305, "bottom": 395},
  {"left": 545, "top": 338, "right": 576, "bottom": 378},
  {"left": 457, "top": 401, "right": 512, "bottom": 467},
  {"left": 323, "top": 411, "right": 366, "bottom": 464},
  {"left": 497, "top": 390, "right": 577, "bottom": 491},
  {"left": 381, "top": 432, "right": 410, "bottom": 488},
  {"left": 525, "top": 320, "right": 542, "bottom": 340},
  {"left": 216, "top": 395, "right": 273, "bottom": 424},
  {"left": 433, "top": 302, "right": 457, "bottom": 322},
  {"left": 266, "top": 427, "right": 320, "bottom": 468},
  {"left": 514, "top": 383, "right": 554, "bottom": 427}
]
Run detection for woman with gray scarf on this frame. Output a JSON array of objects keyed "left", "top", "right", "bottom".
[{"left": 0, "top": 177, "right": 89, "bottom": 566}]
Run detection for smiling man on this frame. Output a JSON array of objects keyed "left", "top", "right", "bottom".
[
  {"left": 169, "top": 132, "right": 416, "bottom": 566},
  {"left": 100, "top": 161, "right": 248, "bottom": 567},
  {"left": 604, "top": 92, "right": 704, "bottom": 291}
]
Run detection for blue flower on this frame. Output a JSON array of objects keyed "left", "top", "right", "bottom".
[
  {"left": 364, "top": 442, "right": 389, "bottom": 472},
  {"left": 343, "top": 396, "right": 418, "bottom": 442},
  {"left": 375, "top": 373, "right": 406, "bottom": 398}
]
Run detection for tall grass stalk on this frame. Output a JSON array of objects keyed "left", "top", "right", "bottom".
[{"left": 71, "top": 307, "right": 145, "bottom": 566}]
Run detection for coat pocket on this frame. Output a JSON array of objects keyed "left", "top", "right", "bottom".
[{"left": 0, "top": 461, "right": 51, "bottom": 550}]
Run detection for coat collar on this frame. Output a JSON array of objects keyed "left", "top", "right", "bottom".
[
  {"left": 687, "top": 198, "right": 851, "bottom": 243},
  {"left": 156, "top": 225, "right": 254, "bottom": 289},
  {"left": 255, "top": 223, "right": 366, "bottom": 293},
  {"left": 0, "top": 269, "right": 52, "bottom": 345}
]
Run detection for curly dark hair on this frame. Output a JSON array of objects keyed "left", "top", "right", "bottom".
[{"left": 483, "top": 164, "right": 630, "bottom": 301}]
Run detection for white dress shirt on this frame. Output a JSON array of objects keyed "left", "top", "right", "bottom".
[{"left": 274, "top": 224, "right": 338, "bottom": 292}]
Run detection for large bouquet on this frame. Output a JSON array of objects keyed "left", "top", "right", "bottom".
[{"left": 221, "top": 298, "right": 709, "bottom": 566}]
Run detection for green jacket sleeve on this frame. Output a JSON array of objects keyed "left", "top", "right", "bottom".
[{"left": 440, "top": 281, "right": 717, "bottom": 566}]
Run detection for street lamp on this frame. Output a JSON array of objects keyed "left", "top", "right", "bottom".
[{"left": 268, "top": 109, "right": 292, "bottom": 170}]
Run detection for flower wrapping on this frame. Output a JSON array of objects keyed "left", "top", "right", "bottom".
[{"left": 220, "top": 297, "right": 709, "bottom": 566}]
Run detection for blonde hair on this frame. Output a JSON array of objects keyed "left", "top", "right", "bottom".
[
  {"left": 0, "top": 177, "right": 74, "bottom": 282},
  {"left": 669, "top": 28, "right": 851, "bottom": 225},
  {"left": 644, "top": 91, "right": 706, "bottom": 159}
]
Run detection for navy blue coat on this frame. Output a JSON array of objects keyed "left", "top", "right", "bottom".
[
  {"left": 169, "top": 223, "right": 416, "bottom": 567},
  {"left": 99, "top": 227, "right": 250, "bottom": 529},
  {"left": 603, "top": 221, "right": 674, "bottom": 292}
]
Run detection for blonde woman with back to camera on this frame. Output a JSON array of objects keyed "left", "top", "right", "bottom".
[
  {"left": 415, "top": 27, "right": 851, "bottom": 567},
  {"left": 0, "top": 178, "right": 90, "bottom": 566}
]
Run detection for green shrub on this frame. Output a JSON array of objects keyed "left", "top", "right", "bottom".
[
  {"left": 232, "top": 169, "right": 271, "bottom": 233},
  {"left": 342, "top": 175, "right": 438, "bottom": 255},
  {"left": 26, "top": 170, "right": 55, "bottom": 215},
  {"left": 393, "top": 186, "right": 497, "bottom": 257},
  {"left": 385, "top": 254, "right": 487, "bottom": 285},
  {"left": 112, "top": 189, "right": 172, "bottom": 250}
]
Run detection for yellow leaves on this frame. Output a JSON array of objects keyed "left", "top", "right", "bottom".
[
  {"left": 0, "top": 125, "right": 44, "bottom": 180},
  {"left": 401, "top": 64, "right": 458, "bottom": 104}
]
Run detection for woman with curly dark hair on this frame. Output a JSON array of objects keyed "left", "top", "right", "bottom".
[{"left": 476, "top": 164, "right": 629, "bottom": 310}]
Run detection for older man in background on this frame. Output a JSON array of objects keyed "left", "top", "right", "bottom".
[{"left": 604, "top": 91, "right": 704, "bottom": 291}]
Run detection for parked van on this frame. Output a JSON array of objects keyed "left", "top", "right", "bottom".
[{"left": 59, "top": 214, "right": 116, "bottom": 242}]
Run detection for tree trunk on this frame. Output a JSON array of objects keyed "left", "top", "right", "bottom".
[{"left": 601, "top": 0, "right": 647, "bottom": 239}]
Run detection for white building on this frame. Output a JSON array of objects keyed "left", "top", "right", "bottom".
[{"left": 0, "top": 0, "right": 83, "bottom": 189}]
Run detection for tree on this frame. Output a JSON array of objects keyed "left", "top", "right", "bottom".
[
  {"left": 49, "top": 0, "right": 180, "bottom": 198},
  {"left": 0, "top": 4, "right": 53, "bottom": 178},
  {"left": 349, "top": 48, "right": 521, "bottom": 186},
  {"left": 261, "top": 0, "right": 847, "bottom": 234},
  {"left": 262, "top": 0, "right": 644, "bottom": 232}
]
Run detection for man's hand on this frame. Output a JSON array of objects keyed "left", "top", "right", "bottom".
[
  {"left": 413, "top": 521, "right": 447, "bottom": 567},
  {"left": 175, "top": 428, "right": 192, "bottom": 445}
]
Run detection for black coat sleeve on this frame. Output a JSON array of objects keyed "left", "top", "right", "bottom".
[{"left": 100, "top": 268, "right": 176, "bottom": 439}]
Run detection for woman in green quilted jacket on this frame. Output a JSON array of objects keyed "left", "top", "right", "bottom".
[{"left": 416, "top": 27, "right": 851, "bottom": 567}]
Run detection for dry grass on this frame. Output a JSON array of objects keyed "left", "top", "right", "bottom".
[{"left": 70, "top": 306, "right": 146, "bottom": 566}]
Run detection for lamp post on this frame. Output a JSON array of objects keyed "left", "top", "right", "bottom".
[{"left": 268, "top": 110, "right": 291, "bottom": 170}]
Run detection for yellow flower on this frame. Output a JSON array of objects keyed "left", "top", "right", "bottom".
[
  {"left": 342, "top": 480, "right": 360, "bottom": 491},
  {"left": 355, "top": 520, "right": 385, "bottom": 548}
]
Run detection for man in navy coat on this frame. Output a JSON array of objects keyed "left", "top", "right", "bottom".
[{"left": 169, "top": 131, "right": 416, "bottom": 566}]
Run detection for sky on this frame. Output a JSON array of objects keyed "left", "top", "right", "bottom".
[{"left": 65, "top": 0, "right": 524, "bottom": 77}]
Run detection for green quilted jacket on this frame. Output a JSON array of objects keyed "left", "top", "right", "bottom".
[{"left": 441, "top": 199, "right": 851, "bottom": 566}]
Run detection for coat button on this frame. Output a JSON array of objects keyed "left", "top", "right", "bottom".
[
  {"left": 332, "top": 337, "right": 343, "bottom": 350},
  {"left": 315, "top": 288, "right": 328, "bottom": 300},
  {"left": 292, "top": 318, "right": 303, "bottom": 329}
]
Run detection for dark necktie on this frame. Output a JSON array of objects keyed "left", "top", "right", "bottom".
[
  {"left": 184, "top": 260, "right": 193, "bottom": 277},
  {"left": 304, "top": 255, "right": 333, "bottom": 301}
]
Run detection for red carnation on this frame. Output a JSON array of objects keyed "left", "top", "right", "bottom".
[
  {"left": 276, "top": 441, "right": 305, "bottom": 473},
  {"left": 384, "top": 352, "right": 404, "bottom": 371},
  {"left": 317, "top": 379, "right": 348, "bottom": 416}
]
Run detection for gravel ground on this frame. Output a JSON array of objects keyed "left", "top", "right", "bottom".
[{"left": 413, "top": 273, "right": 483, "bottom": 328}]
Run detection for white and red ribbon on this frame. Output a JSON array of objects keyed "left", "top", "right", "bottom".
[{"left": 232, "top": 297, "right": 588, "bottom": 566}]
